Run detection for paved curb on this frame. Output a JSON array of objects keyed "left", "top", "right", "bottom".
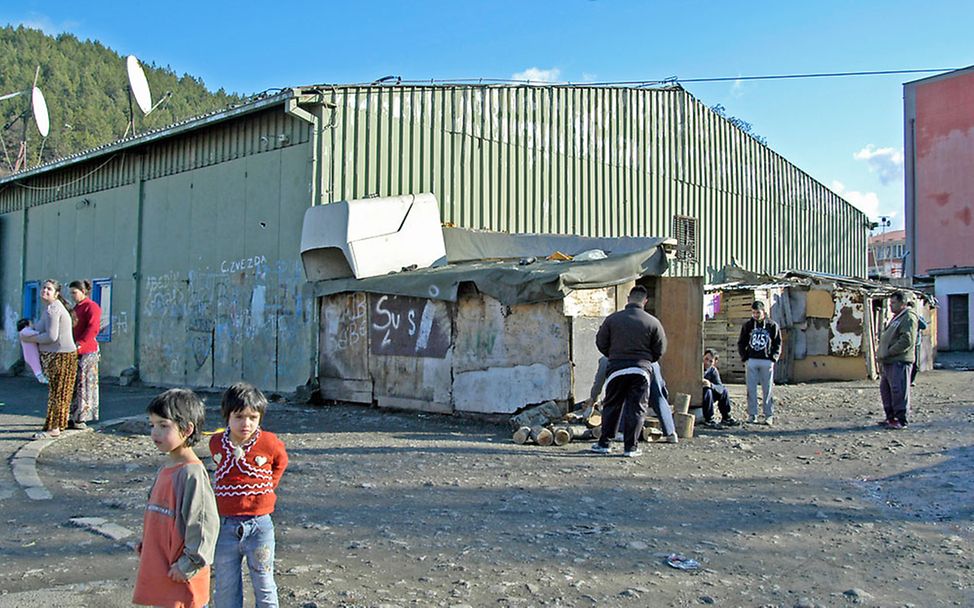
[
  {"left": 69, "top": 516, "right": 135, "bottom": 543},
  {"left": 10, "top": 415, "right": 138, "bottom": 501}
]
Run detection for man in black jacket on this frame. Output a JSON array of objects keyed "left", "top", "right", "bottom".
[
  {"left": 591, "top": 285, "right": 678, "bottom": 457},
  {"left": 737, "top": 300, "right": 782, "bottom": 425}
]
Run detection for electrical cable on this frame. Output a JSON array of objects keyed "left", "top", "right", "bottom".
[{"left": 394, "top": 67, "right": 959, "bottom": 88}]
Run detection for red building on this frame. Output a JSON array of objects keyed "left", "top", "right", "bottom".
[{"left": 904, "top": 67, "right": 974, "bottom": 351}]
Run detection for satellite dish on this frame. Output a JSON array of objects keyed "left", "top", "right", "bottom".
[
  {"left": 126, "top": 55, "right": 152, "bottom": 115},
  {"left": 31, "top": 87, "right": 49, "bottom": 137}
]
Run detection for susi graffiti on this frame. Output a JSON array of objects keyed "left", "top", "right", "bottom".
[{"left": 370, "top": 294, "right": 450, "bottom": 358}]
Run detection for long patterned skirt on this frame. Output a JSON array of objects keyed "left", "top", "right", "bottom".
[
  {"left": 71, "top": 350, "right": 101, "bottom": 422},
  {"left": 40, "top": 351, "right": 78, "bottom": 432}
]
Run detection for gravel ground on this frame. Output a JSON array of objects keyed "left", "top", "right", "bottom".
[{"left": 2, "top": 365, "right": 973, "bottom": 608}]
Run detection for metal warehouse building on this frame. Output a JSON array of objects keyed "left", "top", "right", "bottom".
[{"left": 0, "top": 84, "right": 868, "bottom": 392}]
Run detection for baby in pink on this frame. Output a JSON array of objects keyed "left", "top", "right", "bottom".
[{"left": 17, "top": 319, "right": 48, "bottom": 384}]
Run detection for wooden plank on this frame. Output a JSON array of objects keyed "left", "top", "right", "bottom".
[{"left": 377, "top": 395, "right": 453, "bottom": 414}]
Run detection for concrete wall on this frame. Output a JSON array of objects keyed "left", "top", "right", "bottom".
[{"left": 453, "top": 291, "right": 571, "bottom": 414}]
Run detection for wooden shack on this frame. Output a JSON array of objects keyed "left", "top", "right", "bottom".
[
  {"left": 704, "top": 270, "right": 936, "bottom": 383},
  {"left": 309, "top": 229, "right": 704, "bottom": 415}
]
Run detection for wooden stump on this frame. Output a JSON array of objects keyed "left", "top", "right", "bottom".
[
  {"left": 673, "top": 393, "right": 691, "bottom": 415},
  {"left": 531, "top": 426, "right": 554, "bottom": 447},
  {"left": 674, "top": 412, "right": 695, "bottom": 439},
  {"left": 644, "top": 417, "right": 662, "bottom": 430},
  {"left": 512, "top": 426, "right": 532, "bottom": 445},
  {"left": 552, "top": 427, "right": 572, "bottom": 446},
  {"left": 585, "top": 413, "right": 602, "bottom": 428},
  {"left": 564, "top": 424, "right": 597, "bottom": 441},
  {"left": 642, "top": 427, "right": 664, "bottom": 442}
]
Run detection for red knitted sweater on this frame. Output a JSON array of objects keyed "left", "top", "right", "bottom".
[{"left": 208, "top": 429, "right": 288, "bottom": 517}]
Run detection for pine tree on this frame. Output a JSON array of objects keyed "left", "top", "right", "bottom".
[{"left": 0, "top": 26, "right": 245, "bottom": 176}]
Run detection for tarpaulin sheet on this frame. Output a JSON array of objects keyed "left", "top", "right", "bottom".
[{"left": 310, "top": 244, "right": 669, "bottom": 306}]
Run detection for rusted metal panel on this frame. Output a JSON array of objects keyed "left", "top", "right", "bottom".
[{"left": 829, "top": 290, "right": 864, "bottom": 356}]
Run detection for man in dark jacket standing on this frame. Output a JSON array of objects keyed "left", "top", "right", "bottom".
[
  {"left": 878, "top": 291, "right": 918, "bottom": 429},
  {"left": 591, "top": 285, "right": 677, "bottom": 457},
  {"left": 737, "top": 300, "right": 782, "bottom": 425}
]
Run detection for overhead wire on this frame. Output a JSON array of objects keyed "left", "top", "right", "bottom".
[{"left": 394, "top": 67, "right": 959, "bottom": 88}]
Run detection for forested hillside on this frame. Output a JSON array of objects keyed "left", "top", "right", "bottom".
[{"left": 0, "top": 25, "right": 245, "bottom": 176}]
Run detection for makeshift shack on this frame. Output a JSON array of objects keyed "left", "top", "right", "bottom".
[
  {"left": 704, "top": 269, "right": 936, "bottom": 383},
  {"left": 305, "top": 227, "right": 703, "bottom": 415}
]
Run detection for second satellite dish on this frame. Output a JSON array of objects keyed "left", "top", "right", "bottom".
[
  {"left": 31, "top": 86, "right": 49, "bottom": 137},
  {"left": 126, "top": 55, "right": 152, "bottom": 115}
]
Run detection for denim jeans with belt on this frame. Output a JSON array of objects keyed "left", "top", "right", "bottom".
[{"left": 213, "top": 514, "right": 278, "bottom": 608}]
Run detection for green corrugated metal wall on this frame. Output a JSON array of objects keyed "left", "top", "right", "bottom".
[
  {"left": 0, "top": 85, "right": 868, "bottom": 390},
  {"left": 0, "top": 107, "right": 314, "bottom": 390},
  {"left": 319, "top": 85, "right": 867, "bottom": 280}
]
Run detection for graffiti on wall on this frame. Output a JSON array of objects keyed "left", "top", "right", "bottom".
[
  {"left": 140, "top": 258, "right": 310, "bottom": 385},
  {"left": 369, "top": 294, "right": 450, "bottom": 358},
  {"left": 333, "top": 292, "right": 368, "bottom": 351}
]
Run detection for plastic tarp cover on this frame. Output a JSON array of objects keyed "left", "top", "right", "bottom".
[{"left": 310, "top": 244, "right": 669, "bottom": 306}]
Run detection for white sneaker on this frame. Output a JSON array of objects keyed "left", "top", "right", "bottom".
[
  {"left": 590, "top": 444, "right": 611, "bottom": 454},
  {"left": 746, "top": 415, "right": 759, "bottom": 424},
  {"left": 764, "top": 416, "right": 774, "bottom": 426},
  {"left": 664, "top": 434, "right": 679, "bottom": 444},
  {"left": 623, "top": 448, "right": 643, "bottom": 458}
]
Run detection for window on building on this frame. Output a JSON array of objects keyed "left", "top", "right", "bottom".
[
  {"left": 672, "top": 215, "right": 698, "bottom": 263},
  {"left": 23, "top": 281, "right": 39, "bottom": 321},
  {"left": 92, "top": 278, "right": 112, "bottom": 342}
]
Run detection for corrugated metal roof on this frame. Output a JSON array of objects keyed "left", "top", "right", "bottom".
[{"left": 0, "top": 90, "right": 293, "bottom": 185}]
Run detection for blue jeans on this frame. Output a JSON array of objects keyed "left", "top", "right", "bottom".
[{"left": 214, "top": 514, "right": 278, "bottom": 608}]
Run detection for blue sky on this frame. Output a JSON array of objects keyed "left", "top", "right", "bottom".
[{"left": 4, "top": 0, "right": 972, "bottom": 231}]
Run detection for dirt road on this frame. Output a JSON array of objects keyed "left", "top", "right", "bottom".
[{"left": 1, "top": 363, "right": 972, "bottom": 607}]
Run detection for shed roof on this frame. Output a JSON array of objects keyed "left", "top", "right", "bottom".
[
  {"left": 311, "top": 230, "right": 670, "bottom": 306},
  {"left": 705, "top": 267, "right": 934, "bottom": 303}
]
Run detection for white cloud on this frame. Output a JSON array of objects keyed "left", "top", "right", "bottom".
[
  {"left": 16, "top": 13, "right": 79, "bottom": 35},
  {"left": 730, "top": 78, "right": 745, "bottom": 98},
  {"left": 830, "top": 180, "right": 887, "bottom": 220},
  {"left": 853, "top": 144, "right": 904, "bottom": 186},
  {"left": 580, "top": 72, "right": 598, "bottom": 83},
  {"left": 512, "top": 67, "right": 562, "bottom": 84}
]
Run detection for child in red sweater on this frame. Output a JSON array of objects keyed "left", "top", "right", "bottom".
[{"left": 209, "top": 382, "right": 288, "bottom": 608}]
